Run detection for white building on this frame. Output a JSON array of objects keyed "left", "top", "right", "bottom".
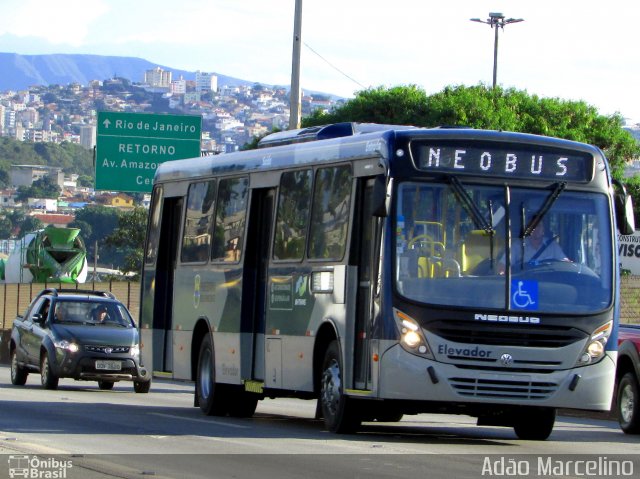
[
  {"left": 144, "top": 67, "right": 172, "bottom": 88},
  {"left": 171, "top": 77, "right": 187, "bottom": 94},
  {"left": 195, "top": 71, "right": 218, "bottom": 93},
  {"left": 79, "top": 125, "right": 96, "bottom": 149}
]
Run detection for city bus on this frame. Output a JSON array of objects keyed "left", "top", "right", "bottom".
[{"left": 140, "top": 122, "right": 635, "bottom": 440}]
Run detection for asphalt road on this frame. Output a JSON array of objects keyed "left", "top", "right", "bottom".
[{"left": 0, "top": 365, "right": 638, "bottom": 479}]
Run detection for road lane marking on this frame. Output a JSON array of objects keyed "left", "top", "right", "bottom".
[{"left": 149, "top": 412, "right": 251, "bottom": 429}]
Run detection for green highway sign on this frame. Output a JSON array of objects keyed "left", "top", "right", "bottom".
[{"left": 96, "top": 111, "right": 202, "bottom": 193}]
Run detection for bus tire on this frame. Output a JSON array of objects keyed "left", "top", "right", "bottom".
[
  {"left": 513, "top": 407, "right": 555, "bottom": 440},
  {"left": 320, "top": 340, "right": 361, "bottom": 434},
  {"left": 196, "top": 334, "right": 228, "bottom": 416},
  {"left": 617, "top": 372, "right": 640, "bottom": 434},
  {"left": 228, "top": 388, "right": 259, "bottom": 418}
]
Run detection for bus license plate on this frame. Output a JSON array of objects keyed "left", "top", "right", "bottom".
[{"left": 95, "top": 360, "right": 122, "bottom": 371}]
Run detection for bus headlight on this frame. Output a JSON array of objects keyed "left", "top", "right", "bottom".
[
  {"left": 576, "top": 321, "right": 611, "bottom": 366},
  {"left": 393, "top": 309, "right": 433, "bottom": 358}
]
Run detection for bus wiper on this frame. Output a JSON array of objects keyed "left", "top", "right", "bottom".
[
  {"left": 521, "top": 182, "right": 566, "bottom": 238},
  {"left": 450, "top": 177, "right": 496, "bottom": 269},
  {"left": 449, "top": 177, "right": 494, "bottom": 235}
]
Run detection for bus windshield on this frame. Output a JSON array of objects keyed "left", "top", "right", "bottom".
[{"left": 395, "top": 181, "right": 613, "bottom": 314}]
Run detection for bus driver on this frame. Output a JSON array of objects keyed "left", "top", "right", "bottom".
[{"left": 498, "top": 222, "right": 569, "bottom": 274}]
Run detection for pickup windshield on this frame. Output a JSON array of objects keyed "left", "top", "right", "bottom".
[{"left": 394, "top": 181, "right": 613, "bottom": 314}]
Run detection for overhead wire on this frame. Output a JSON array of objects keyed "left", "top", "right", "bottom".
[{"left": 303, "top": 42, "right": 367, "bottom": 90}]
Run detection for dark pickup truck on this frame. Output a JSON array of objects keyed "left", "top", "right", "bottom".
[{"left": 614, "top": 324, "right": 640, "bottom": 434}]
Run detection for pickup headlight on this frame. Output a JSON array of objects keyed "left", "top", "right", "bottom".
[
  {"left": 576, "top": 321, "right": 612, "bottom": 366},
  {"left": 130, "top": 345, "right": 140, "bottom": 359},
  {"left": 54, "top": 339, "right": 79, "bottom": 353},
  {"left": 393, "top": 309, "right": 433, "bottom": 358}
]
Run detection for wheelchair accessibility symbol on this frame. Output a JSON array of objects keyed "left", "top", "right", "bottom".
[{"left": 511, "top": 280, "right": 539, "bottom": 310}]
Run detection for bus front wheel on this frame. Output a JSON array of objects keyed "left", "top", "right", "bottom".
[
  {"left": 513, "top": 407, "right": 556, "bottom": 440},
  {"left": 320, "top": 340, "right": 361, "bottom": 433},
  {"left": 196, "top": 334, "right": 228, "bottom": 416}
]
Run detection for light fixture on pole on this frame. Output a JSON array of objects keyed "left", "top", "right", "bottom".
[{"left": 470, "top": 12, "right": 523, "bottom": 88}]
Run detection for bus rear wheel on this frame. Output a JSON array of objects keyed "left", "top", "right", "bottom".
[
  {"left": 196, "top": 334, "right": 228, "bottom": 416},
  {"left": 513, "top": 407, "right": 556, "bottom": 440},
  {"left": 320, "top": 340, "right": 361, "bottom": 433}
]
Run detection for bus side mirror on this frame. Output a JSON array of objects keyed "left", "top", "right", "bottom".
[
  {"left": 614, "top": 179, "right": 635, "bottom": 235},
  {"left": 372, "top": 175, "right": 388, "bottom": 217}
]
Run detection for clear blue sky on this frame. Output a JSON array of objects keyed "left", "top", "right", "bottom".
[{"left": 1, "top": 0, "right": 638, "bottom": 123}]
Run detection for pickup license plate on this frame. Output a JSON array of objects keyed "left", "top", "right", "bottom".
[{"left": 95, "top": 360, "right": 122, "bottom": 371}]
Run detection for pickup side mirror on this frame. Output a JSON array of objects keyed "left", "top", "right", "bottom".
[
  {"left": 31, "top": 313, "right": 45, "bottom": 324},
  {"left": 614, "top": 179, "right": 636, "bottom": 236}
]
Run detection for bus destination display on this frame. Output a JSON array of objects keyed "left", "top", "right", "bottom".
[{"left": 412, "top": 143, "right": 592, "bottom": 181}]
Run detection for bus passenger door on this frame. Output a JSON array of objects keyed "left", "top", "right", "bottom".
[
  {"left": 241, "top": 188, "right": 275, "bottom": 382},
  {"left": 354, "top": 178, "right": 378, "bottom": 390},
  {"left": 151, "top": 197, "right": 182, "bottom": 373}
]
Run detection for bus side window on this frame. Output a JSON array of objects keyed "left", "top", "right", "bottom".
[
  {"left": 211, "top": 177, "right": 249, "bottom": 263},
  {"left": 145, "top": 186, "right": 163, "bottom": 265},
  {"left": 274, "top": 169, "right": 312, "bottom": 261},
  {"left": 308, "top": 165, "right": 352, "bottom": 260},
  {"left": 181, "top": 180, "right": 216, "bottom": 263}
]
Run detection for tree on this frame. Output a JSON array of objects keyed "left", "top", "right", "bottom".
[
  {"left": 15, "top": 175, "right": 61, "bottom": 201},
  {"left": 104, "top": 207, "right": 147, "bottom": 278},
  {"left": 20, "top": 216, "right": 43, "bottom": 234},
  {"left": 69, "top": 206, "right": 120, "bottom": 266},
  {"left": 0, "top": 217, "right": 13, "bottom": 238},
  {"left": 302, "top": 84, "right": 640, "bottom": 179}
]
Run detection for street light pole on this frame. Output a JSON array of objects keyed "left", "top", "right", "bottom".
[
  {"left": 289, "top": 0, "right": 303, "bottom": 130},
  {"left": 470, "top": 12, "right": 523, "bottom": 88}
]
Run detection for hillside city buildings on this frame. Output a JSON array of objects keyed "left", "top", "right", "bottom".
[
  {"left": 0, "top": 67, "right": 342, "bottom": 252},
  {"left": 0, "top": 67, "right": 341, "bottom": 154}
]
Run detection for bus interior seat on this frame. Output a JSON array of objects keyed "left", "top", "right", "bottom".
[
  {"left": 409, "top": 235, "right": 445, "bottom": 278},
  {"left": 461, "top": 230, "right": 503, "bottom": 274}
]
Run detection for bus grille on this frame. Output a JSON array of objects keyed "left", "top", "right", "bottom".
[
  {"left": 449, "top": 377, "right": 557, "bottom": 400},
  {"left": 428, "top": 321, "right": 586, "bottom": 348}
]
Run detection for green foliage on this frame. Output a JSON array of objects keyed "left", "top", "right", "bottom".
[
  {"left": 0, "top": 137, "right": 94, "bottom": 181},
  {"left": 104, "top": 207, "right": 147, "bottom": 278},
  {"left": 0, "top": 210, "right": 43, "bottom": 238},
  {"left": 302, "top": 84, "right": 640, "bottom": 177},
  {"left": 69, "top": 206, "right": 120, "bottom": 266},
  {"left": 20, "top": 216, "right": 43, "bottom": 234},
  {"left": 15, "top": 175, "right": 61, "bottom": 201}
]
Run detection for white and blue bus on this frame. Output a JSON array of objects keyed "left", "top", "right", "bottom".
[{"left": 140, "top": 123, "right": 634, "bottom": 439}]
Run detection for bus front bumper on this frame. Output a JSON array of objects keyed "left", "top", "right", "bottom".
[{"left": 377, "top": 344, "right": 616, "bottom": 411}]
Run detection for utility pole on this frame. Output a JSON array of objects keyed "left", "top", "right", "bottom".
[
  {"left": 289, "top": 0, "right": 303, "bottom": 130},
  {"left": 470, "top": 13, "right": 523, "bottom": 88}
]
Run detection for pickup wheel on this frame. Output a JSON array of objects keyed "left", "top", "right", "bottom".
[
  {"left": 10, "top": 349, "right": 28, "bottom": 386},
  {"left": 134, "top": 381, "right": 151, "bottom": 394},
  {"left": 617, "top": 372, "right": 640, "bottom": 434},
  {"left": 40, "top": 353, "right": 59, "bottom": 390}
]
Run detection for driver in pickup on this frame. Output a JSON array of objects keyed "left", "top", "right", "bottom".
[{"left": 498, "top": 222, "right": 569, "bottom": 274}]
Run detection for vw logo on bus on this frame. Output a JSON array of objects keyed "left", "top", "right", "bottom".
[{"left": 500, "top": 353, "right": 514, "bottom": 366}]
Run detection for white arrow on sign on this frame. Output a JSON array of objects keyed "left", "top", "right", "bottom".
[{"left": 103, "top": 119, "right": 111, "bottom": 128}]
